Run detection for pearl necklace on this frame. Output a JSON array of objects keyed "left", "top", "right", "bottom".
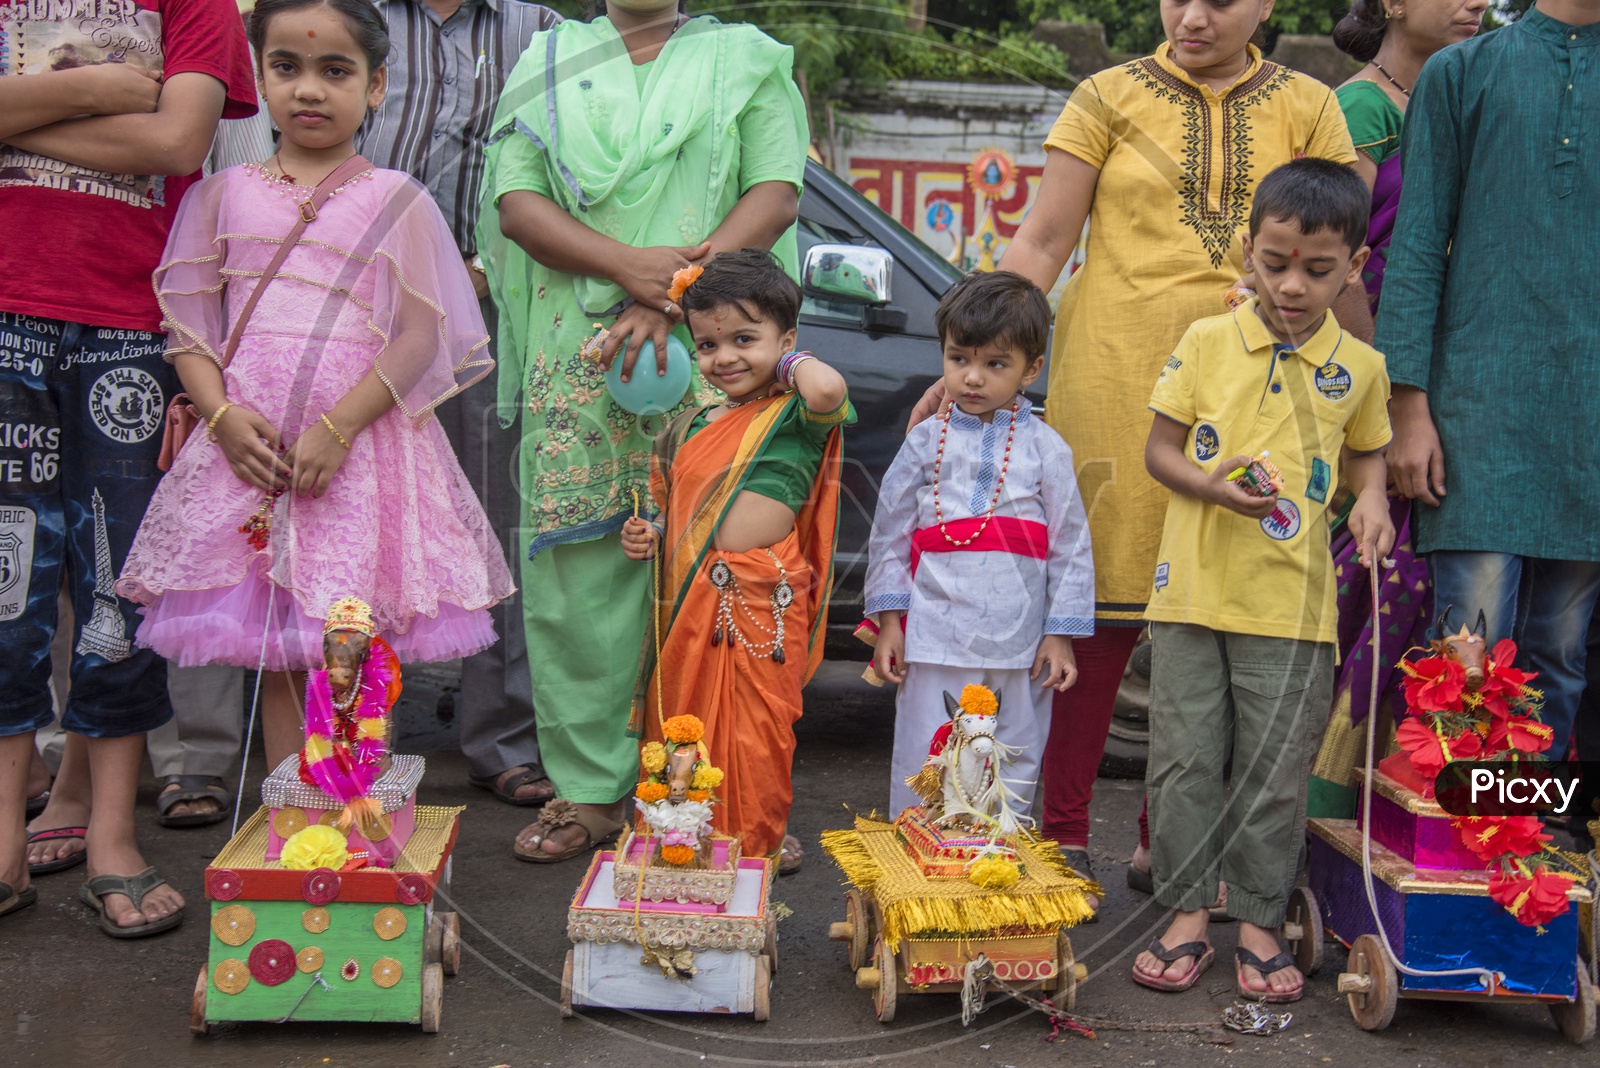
[{"left": 932, "top": 399, "right": 1018, "bottom": 547}]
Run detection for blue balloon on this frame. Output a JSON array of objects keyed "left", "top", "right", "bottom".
[{"left": 604, "top": 333, "right": 693, "bottom": 416}]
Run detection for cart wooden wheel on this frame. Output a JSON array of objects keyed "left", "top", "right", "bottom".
[
  {"left": 420, "top": 962, "right": 443, "bottom": 1033},
  {"left": 1549, "top": 959, "right": 1596, "bottom": 1045},
  {"left": 1053, "top": 931, "right": 1078, "bottom": 1012},
  {"left": 872, "top": 937, "right": 897, "bottom": 1024},
  {"left": 559, "top": 950, "right": 575, "bottom": 1018},
  {"left": 753, "top": 952, "right": 772, "bottom": 1022},
  {"left": 1283, "top": 885, "right": 1324, "bottom": 978},
  {"left": 189, "top": 965, "right": 209, "bottom": 1036},
  {"left": 440, "top": 911, "right": 462, "bottom": 976},
  {"left": 764, "top": 914, "right": 780, "bottom": 976},
  {"left": 1339, "top": 934, "right": 1397, "bottom": 1032},
  {"left": 425, "top": 915, "right": 443, "bottom": 964},
  {"left": 832, "top": 888, "right": 870, "bottom": 972}
]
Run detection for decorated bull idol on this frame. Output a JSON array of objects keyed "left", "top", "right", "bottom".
[
  {"left": 908, "top": 684, "right": 1032, "bottom": 837},
  {"left": 634, "top": 714, "right": 725, "bottom": 867}
]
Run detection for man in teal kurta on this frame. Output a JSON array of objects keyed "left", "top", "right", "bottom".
[{"left": 1376, "top": 1, "right": 1600, "bottom": 756}]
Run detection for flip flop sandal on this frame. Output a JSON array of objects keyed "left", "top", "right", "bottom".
[
  {"left": 1061, "top": 848, "right": 1100, "bottom": 923},
  {"left": 27, "top": 826, "right": 87, "bottom": 876},
  {"left": 777, "top": 834, "right": 803, "bottom": 876},
  {"left": 26, "top": 787, "right": 51, "bottom": 820},
  {"left": 512, "top": 800, "right": 622, "bottom": 864},
  {"left": 0, "top": 880, "right": 38, "bottom": 921},
  {"left": 1234, "top": 946, "right": 1305, "bottom": 1003},
  {"left": 156, "top": 775, "right": 234, "bottom": 829},
  {"left": 79, "top": 867, "right": 185, "bottom": 939},
  {"left": 1127, "top": 863, "right": 1154, "bottom": 895},
  {"left": 1131, "top": 938, "right": 1215, "bottom": 992},
  {"left": 469, "top": 766, "right": 555, "bottom": 807}
]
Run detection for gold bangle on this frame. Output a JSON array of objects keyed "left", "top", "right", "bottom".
[
  {"left": 206, "top": 401, "right": 235, "bottom": 441},
  {"left": 320, "top": 412, "right": 352, "bottom": 450}
]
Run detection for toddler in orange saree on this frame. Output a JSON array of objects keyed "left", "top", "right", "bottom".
[{"left": 622, "top": 250, "right": 853, "bottom": 873}]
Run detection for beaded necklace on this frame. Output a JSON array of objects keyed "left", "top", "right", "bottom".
[{"left": 931, "top": 399, "right": 1018, "bottom": 546}]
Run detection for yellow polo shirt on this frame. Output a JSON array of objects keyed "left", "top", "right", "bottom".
[{"left": 1145, "top": 302, "right": 1392, "bottom": 644}]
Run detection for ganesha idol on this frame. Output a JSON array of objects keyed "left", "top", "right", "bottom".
[{"left": 263, "top": 597, "right": 426, "bottom": 869}]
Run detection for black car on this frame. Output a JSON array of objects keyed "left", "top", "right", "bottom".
[{"left": 793, "top": 161, "right": 1149, "bottom": 777}]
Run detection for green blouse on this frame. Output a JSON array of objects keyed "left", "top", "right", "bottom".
[
  {"left": 1336, "top": 79, "right": 1404, "bottom": 165},
  {"left": 686, "top": 396, "right": 855, "bottom": 511}
]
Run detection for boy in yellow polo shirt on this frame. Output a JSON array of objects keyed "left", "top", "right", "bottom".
[{"left": 1132, "top": 159, "right": 1395, "bottom": 1004}]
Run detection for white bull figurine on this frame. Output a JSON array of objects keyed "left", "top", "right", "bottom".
[{"left": 909, "top": 686, "right": 1032, "bottom": 834}]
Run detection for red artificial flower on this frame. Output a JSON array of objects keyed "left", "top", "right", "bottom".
[
  {"left": 1491, "top": 866, "right": 1577, "bottom": 927},
  {"left": 1523, "top": 867, "right": 1578, "bottom": 925},
  {"left": 1394, "top": 716, "right": 1449, "bottom": 779},
  {"left": 1454, "top": 815, "right": 1549, "bottom": 862},
  {"left": 1402, "top": 656, "right": 1468, "bottom": 713},
  {"left": 1478, "top": 639, "right": 1537, "bottom": 717},
  {"left": 1487, "top": 716, "right": 1555, "bottom": 756}
]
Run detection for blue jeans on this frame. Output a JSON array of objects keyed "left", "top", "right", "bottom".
[
  {"left": 1428, "top": 551, "right": 1600, "bottom": 758},
  {"left": 0, "top": 313, "right": 174, "bottom": 738}
]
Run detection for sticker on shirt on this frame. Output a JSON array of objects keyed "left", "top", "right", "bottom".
[
  {"left": 1154, "top": 562, "right": 1170, "bottom": 590},
  {"left": 1306, "top": 457, "right": 1331, "bottom": 504},
  {"left": 0, "top": 506, "right": 37, "bottom": 623},
  {"left": 0, "top": 6, "right": 168, "bottom": 210},
  {"left": 88, "top": 367, "right": 164, "bottom": 445},
  {"left": 1313, "top": 362, "right": 1352, "bottom": 401},
  {"left": 1261, "top": 499, "right": 1302, "bottom": 541},
  {"left": 1193, "top": 422, "right": 1219, "bottom": 462}
]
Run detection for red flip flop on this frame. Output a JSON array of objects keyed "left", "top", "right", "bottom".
[
  {"left": 27, "top": 826, "right": 87, "bottom": 876},
  {"left": 1132, "top": 938, "right": 1215, "bottom": 992}
]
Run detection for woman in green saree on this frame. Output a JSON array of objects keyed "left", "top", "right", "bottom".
[{"left": 477, "top": 0, "right": 809, "bottom": 862}]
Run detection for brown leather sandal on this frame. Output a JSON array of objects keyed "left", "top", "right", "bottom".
[{"left": 512, "top": 800, "right": 623, "bottom": 864}]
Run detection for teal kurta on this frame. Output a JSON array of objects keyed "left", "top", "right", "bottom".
[{"left": 1375, "top": 9, "right": 1600, "bottom": 561}]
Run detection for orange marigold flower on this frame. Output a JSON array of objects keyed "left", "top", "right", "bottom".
[
  {"left": 959, "top": 684, "right": 998, "bottom": 717},
  {"left": 686, "top": 789, "right": 710, "bottom": 803},
  {"left": 636, "top": 781, "right": 669, "bottom": 803},
  {"left": 660, "top": 844, "right": 696, "bottom": 866},
  {"left": 667, "top": 264, "right": 703, "bottom": 302},
  {"left": 662, "top": 714, "right": 705, "bottom": 745}
]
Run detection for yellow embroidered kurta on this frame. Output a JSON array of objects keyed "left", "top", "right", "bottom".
[{"left": 1042, "top": 44, "right": 1356, "bottom": 624}]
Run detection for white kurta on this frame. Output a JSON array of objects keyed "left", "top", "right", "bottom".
[{"left": 864, "top": 400, "right": 1096, "bottom": 669}]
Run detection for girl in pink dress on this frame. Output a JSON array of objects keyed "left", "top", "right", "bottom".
[{"left": 118, "top": 0, "right": 514, "bottom": 761}]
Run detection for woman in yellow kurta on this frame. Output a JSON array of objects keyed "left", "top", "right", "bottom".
[{"left": 914, "top": 1, "right": 1356, "bottom": 934}]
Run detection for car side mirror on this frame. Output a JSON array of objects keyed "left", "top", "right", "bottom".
[{"left": 803, "top": 243, "right": 893, "bottom": 306}]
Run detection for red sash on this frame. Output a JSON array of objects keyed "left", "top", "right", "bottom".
[
  {"left": 909, "top": 514, "right": 1049, "bottom": 577},
  {"left": 857, "top": 515, "right": 1050, "bottom": 648}
]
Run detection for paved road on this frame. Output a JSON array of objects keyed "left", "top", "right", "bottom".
[{"left": 4, "top": 661, "right": 1592, "bottom": 1067}]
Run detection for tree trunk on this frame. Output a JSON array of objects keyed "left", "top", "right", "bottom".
[{"left": 907, "top": 0, "right": 927, "bottom": 33}]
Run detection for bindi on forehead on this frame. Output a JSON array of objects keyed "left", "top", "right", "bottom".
[
  {"left": 308, "top": 29, "right": 316, "bottom": 36},
  {"left": 1291, "top": 248, "right": 1299, "bottom": 258}
]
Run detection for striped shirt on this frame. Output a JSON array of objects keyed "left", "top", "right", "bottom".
[{"left": 359, "top": 0, "right": 561, "bottom": 252}]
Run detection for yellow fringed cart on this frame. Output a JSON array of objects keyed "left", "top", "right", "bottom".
[{"left": 822, "top": 811, "right": 1096, "bottom": 1022}]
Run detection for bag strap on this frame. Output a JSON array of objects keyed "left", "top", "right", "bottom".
[{"left": 221, "top": 154, "right": 372, "bottom": 367}]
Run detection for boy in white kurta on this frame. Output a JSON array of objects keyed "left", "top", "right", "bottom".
[{"left": 865, "top": 271, "right": 1095, "bottom": 817}]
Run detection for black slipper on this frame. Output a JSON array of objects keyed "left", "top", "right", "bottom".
[
  {"left": 1061, "top": 847, "right": 1099, "bottom": 923},
  {"left": 156, "top": 776, "right": 234, "bottom": 829},
  {"left": 470, "top": 765, "right": 555, "bottom": 807}
]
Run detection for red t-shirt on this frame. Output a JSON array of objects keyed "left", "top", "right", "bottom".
[{"left": 0, "top": 0, "right": 257, "bottom": 331}]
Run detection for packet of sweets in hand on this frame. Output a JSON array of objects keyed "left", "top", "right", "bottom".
[{"left": 1226, "top": 454, "right": 1283, "bottom": 498}]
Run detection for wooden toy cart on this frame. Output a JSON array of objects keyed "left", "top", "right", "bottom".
[
  {"left": 190, "top": 805, "right": 464, "bottom": 1034},
  {"left": 823, "top": 813, "right": 1092, "bottom": 1023},
  {"left": 1293, "top": 770, "right": 1595, "bottom": 1044},
  {"left": 561, "top": 833, "right": 777, "bottom": 1020}
]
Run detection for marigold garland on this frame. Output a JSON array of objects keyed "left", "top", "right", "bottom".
[
  {"left": 660, "top": 844, "right": 696, "bottom": 866},
  {"left": 636, "top": 781, "right": 669, "bottom": 803},
  {"left": 967, "top": 853, "right": 1021, "bottom": 890},
  {"left": 640, "top": 741, "right": 667, "bottom": 774},
  {"left": 686, "top": 789, "right": 710, "bottom": 803},
  {"left": 662, "top": 714, "right": 705, "bottom": 745},
  {"left": 690, "top": 764, "right": 723, "bottom": 790},
  {"left": 959, "top": 684, "right": 998, "bottom": 717}
]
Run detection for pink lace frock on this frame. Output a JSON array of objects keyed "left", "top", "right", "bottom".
[{"left": 116, "top": 164, "right": 516, "bottom": 670}]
